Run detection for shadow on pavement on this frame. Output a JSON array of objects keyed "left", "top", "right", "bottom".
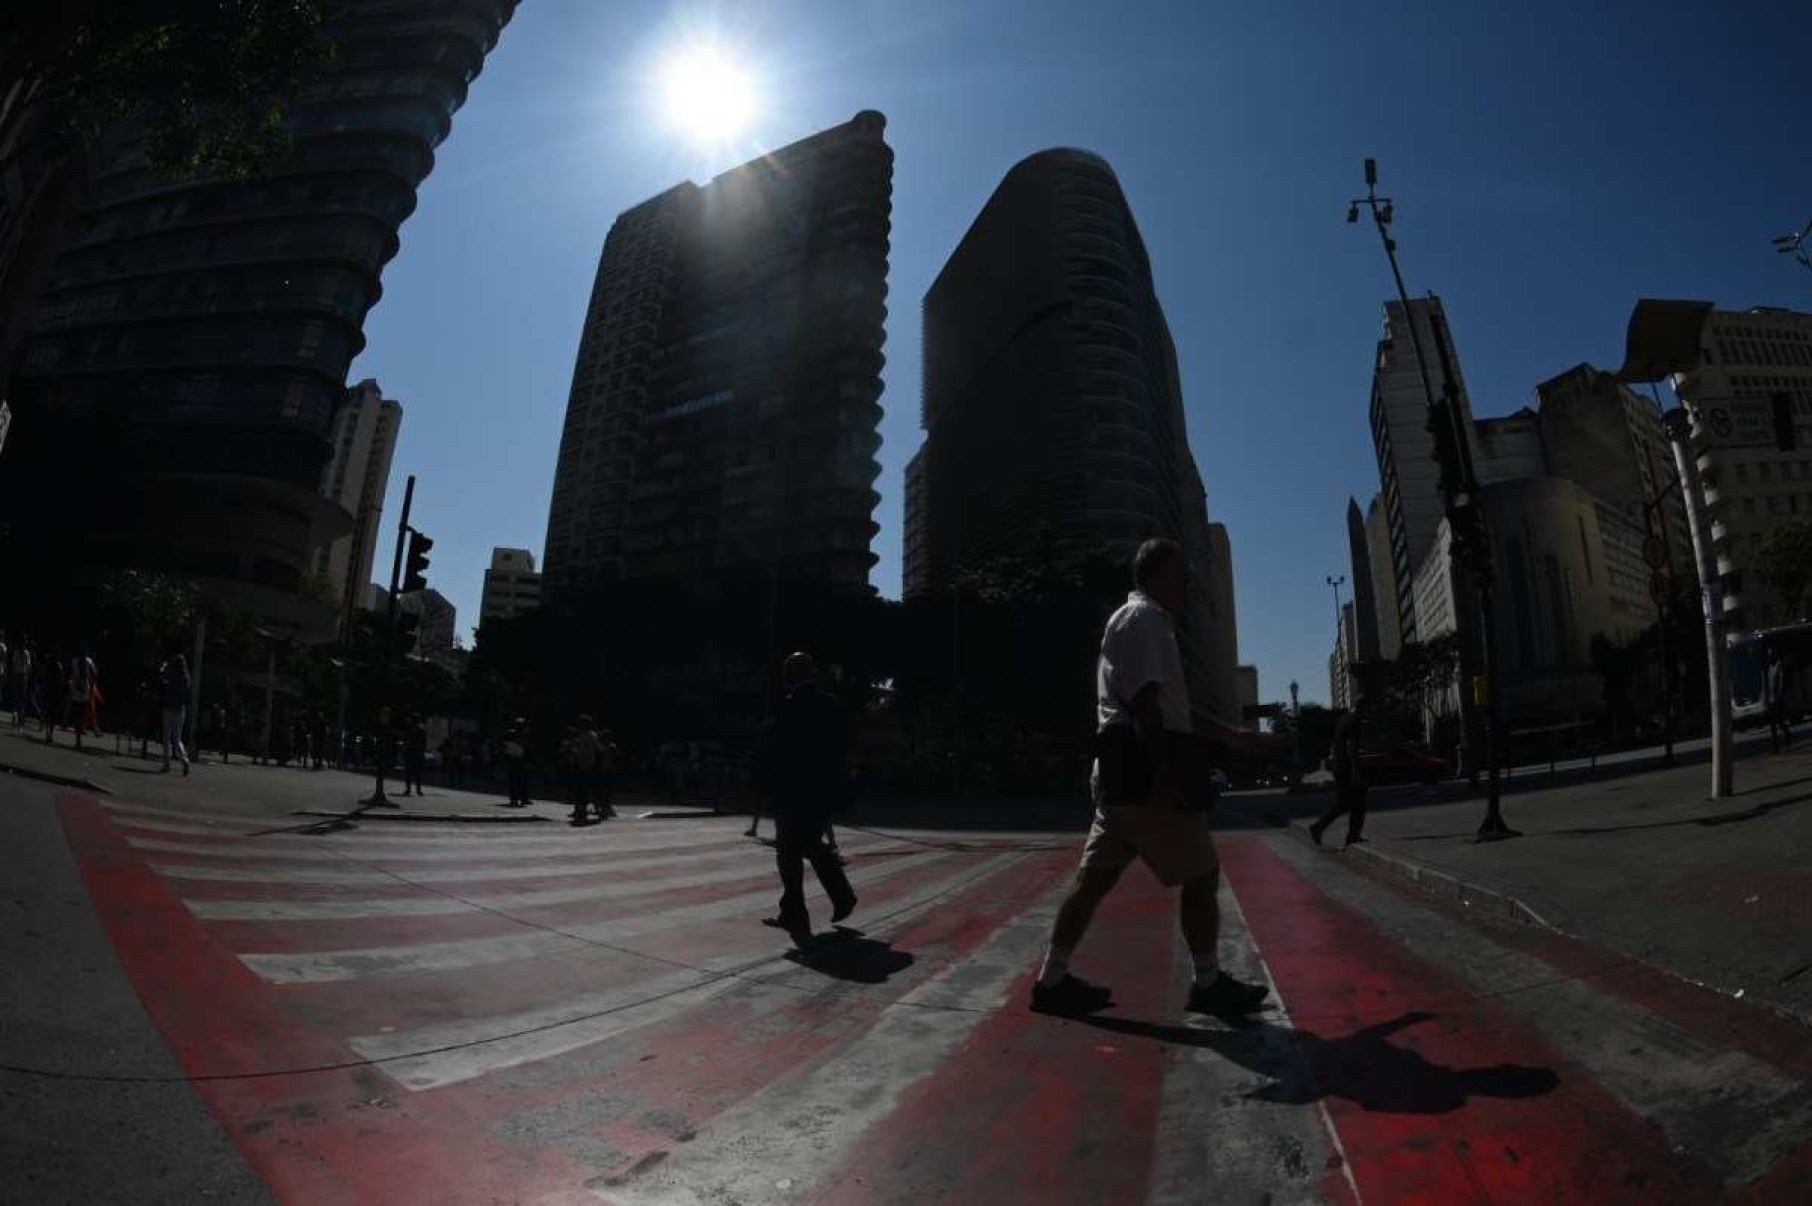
[
  {"left": 1080, "top": 1009, "right": 1558, "bottom": 1115},
  {"left": 782, "top": 928, "right": 915, "bottom": 984}
]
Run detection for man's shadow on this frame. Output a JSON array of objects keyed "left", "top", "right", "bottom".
[
  {"left": 1082, "top": 1010, "right": 1556, "bottom": 1114},
  {"left": 780, "top": 927, "right": 915, "bottom": 984}
]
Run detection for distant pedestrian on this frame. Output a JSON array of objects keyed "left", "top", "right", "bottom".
[
  {"left": 504, "top": 718, "right": 531, "bottom": 807},
  {"left": 41, "top": 648, "right": 67, "bottom": 745},
  {"left": 439, "top": 734, "right": 463, "bottom": 787},
  {"left": 595, "top": 727, "right": 619, "bottom": 818},
  {"left": 758, "top": 652, "right": 858, "bottom": 935},
  {"left": 1311, "top": 697, "right": 1370, "bottom": 847},
  {"left": 8, "top": 638, "right": 33, "bottom": 728},
  {"left": 1768, "top": 649, "right": 1793, "bottom": 753},
  {"left": 161, "top": 655, "right": 192, "bottom": 775},
  {"left": 311, "top": 713, "right": 328, "bottom": 771},
  {"left": 211, "top": 703, "right": 230, "bottom": 764},
  {"left": 1030, "top": 538, "right": 1268, "bottom": 1019},
  {"left": 559, "top": 722, "right": 588, "bottom": 823},
  {"left": 59, "top": 648, "right": 97, "bottom": 751},
  {"left": 403, "top": 718, "right": 427, "bottom": 796}
]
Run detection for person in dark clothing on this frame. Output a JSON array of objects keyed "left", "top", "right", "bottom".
[
  {"left": 760, "top": 652, "right": 858, "bottom": 936},
  {"left": 504, "top": 718, "right": 531, "bottom": 807},
  {"left": 160, "top": 655, "right": 192, "bottom": 774},
  {"left": 403, "top": 719, "right": 428, "bottom": 796},
  {"left": 1767, "top": 649, "right": 1792, "bottom": 753},
  {"left": 1310, "top": 700, "right": 1368, "bottom": 847}
]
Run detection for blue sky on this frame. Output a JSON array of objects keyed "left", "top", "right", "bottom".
[{"left": 351, "top": 0, "right": 1812, "bottom": 705}]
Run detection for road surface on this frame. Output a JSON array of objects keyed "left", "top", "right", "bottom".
[{"left": 5, "top": 782, "right": 1808, "bottom": 1203}]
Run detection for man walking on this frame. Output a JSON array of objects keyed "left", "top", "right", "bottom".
[
  {"left": 1768, "top": 649, "right": 1792, "bottom": 753},
  {"left": 1030, "top": 538, "right": 1269, "bottom": 1019},
  {"left": 160, "top": 655, "right": 192, "bottom": 774},
  {"left": 760, "top": 652, "right": 858, "bottom": 936},
  {"left": 1310, "top": 698, "right": 1369, "bottom": 847},
  {"left": 402, "top": 717, "right": 428, "bottom": 797},
  {"left": 504, "top": 717, "right": 532, "bottom": 807}
]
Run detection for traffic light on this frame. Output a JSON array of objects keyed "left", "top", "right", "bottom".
[
  {"left": 395, "top": 610, "right": 421, "bottom": 655},
  {"left": 1771, "top": 392, "right": 1797, "bottom": 452},
  {"left": 403, "top": 529, "right": 433, "bottom": 593}
]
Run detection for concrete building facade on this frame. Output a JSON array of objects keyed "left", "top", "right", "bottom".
[
  {"left": 403, "top": 587, "right": 456, "bottom": 659},
  {"left": 1365, "top": 494, "right": 1402, "bottom": 661},
  {"left": 480, "top": 547, "right": 542, "bottom": 626},
  {"left": 2, "top": 1, "right": 517, "bottom": 639},
  {"left": 1674, "top": 306, "right": 1812, "bottom": 630},
  {"left": 1236, "top": 664, "right": 1259, "bottom": 727},
  {"left": 313, "top": 378, "right": 401, "bottom": 632},
  {"left": 542, "top": 112, "right": 892, "bottom": 595},
  {"left": 1345, "top": 496, "right": 1380, "bottom": 662},
  {"left": 1473, "top": 409, "right": 1547, "bottom": 485},
  {"left": 904, "top": 148, "right": 1233, "bottom": 724},
  {"left": 1368, "top": 296, "right": 1480, "bottom": 648}
]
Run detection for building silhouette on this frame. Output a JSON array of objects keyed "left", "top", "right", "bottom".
[
  {"left": 542, "top": 112, "right": 892, "bottom": 596},
  {"left": 480, "top": 547, "right": 542, "bottom": 626},
  {"left": 904, "top": 148, "right": 1236, "bottom": 723},
  {"left": 1345, "top": 497, "right": 1380, "bottom": 664},
  {"left": 1368, "top": 296, "right": 1480, "bottom": 648},
  {"left": 2, "top": 1, "right": 517, "bottom": 638},
  {"left": 314, "top": 378, "right": 401, "bottom": 634},
  {"left": 1671, "top": 306, "right": 1812, "bottom": 630}
]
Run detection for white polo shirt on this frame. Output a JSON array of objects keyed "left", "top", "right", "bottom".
[{"left": 1096, "top": 590, "right": 1192, "bottom": 734}]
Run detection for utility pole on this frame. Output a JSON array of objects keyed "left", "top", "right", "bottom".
[
  {"left": 1289, "top": 679, "right": 1301, "bottom": 783},
  {"left": 1348, "top": 158, "right": 1514, "bottom": 840},
  {"left": 364, "top": 474, "right": 415, "bottom": 807},
  {"left": 1662, "top": 405, "right": 1733, "bottom": 797},
  {"left": 1638, "top": 430, "right": 1680, "bottom": 766},
  {"left": 1327, "top": 574, "right": 1346, "bottom": 702}
]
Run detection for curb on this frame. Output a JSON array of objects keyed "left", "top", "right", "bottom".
[
  {"left": 292, "top": 808, "right": 553, "bottom": 825},
  {"left": 1287, "top": 821, "right": 1551, "bottom": 928},
  {"left": 0, "top": 759, "right": 110, "bottom": 794}
]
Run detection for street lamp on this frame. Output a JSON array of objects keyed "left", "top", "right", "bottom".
[
  {"left": 1347, "top": 158, "right": 1516, "bottom": 841},
  {"left": 1289, "top": 679, "right": 1301, "bottom": 782},
  {"left": 1773, "top": 218, "right": 1812, "bottom": 274},
  {"left": 1327, "top": 574, "right": 1346, "bottom": 702}
]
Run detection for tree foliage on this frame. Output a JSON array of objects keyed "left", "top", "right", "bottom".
[
  {"left": 10, "top": 0, "right": 332, "bottom": 180},
  {"left": 1757, "top": 520, "right": 1812, "bottom": 623}
]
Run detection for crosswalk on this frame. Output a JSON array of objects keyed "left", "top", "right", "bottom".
[{"left": 54, "top": 791, "right": 1812, "bottom": 1205}]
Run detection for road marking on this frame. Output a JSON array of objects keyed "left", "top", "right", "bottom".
[
  {"left": 1146, "top": 882, "right": 1353, "bottom": 1206},
  {"left": 356, "top": 852, "right": 1029, "bottom": 1090},
  {"left": 1267, "top": 836, "right": 1805, "bottom": 1189},
  {"left": 596, "top": 862, "right": 1066, "bottom": 1204},
  {"left": 239, "top": 851, "right": 955, "bottom": 984}
]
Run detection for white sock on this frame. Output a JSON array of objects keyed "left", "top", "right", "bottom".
[
  {"left": 1192, "top": 954, "right": 1221, "bottom": 990},
  {"left": 1037, "top": 945, "right": 1071, "bottom": 988}
]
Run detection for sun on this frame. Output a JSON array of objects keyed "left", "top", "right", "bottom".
[{"left": 658, "top": 42, "right": 760, "bottom": 148}]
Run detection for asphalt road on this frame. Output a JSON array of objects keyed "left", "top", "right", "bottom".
[{"left": 5, "top": 777, "right": 1808, "bottom": 1203}]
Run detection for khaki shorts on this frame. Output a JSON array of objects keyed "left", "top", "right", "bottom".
[{"left": 1080, "top": 796, "right": 1220, "bottom": 887}]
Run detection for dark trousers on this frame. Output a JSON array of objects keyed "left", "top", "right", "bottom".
[
  {"left": 404, "top": 758, "right": 424, "bottom": 795},
  {"left": 507, "top": 757, "right": 530, "bottom": 806},
  {"left": 774, "top": 813, "right": 854, "bottom": 927},
  {"left": 1315, "top": 780, "right": 1368, "bottom": 843}
]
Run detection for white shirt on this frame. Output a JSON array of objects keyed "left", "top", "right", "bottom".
[{"left": 1095, "top": 591, "right": 1192, "bottom": 734}]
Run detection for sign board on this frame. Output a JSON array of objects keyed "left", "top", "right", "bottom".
[
  {"left": 0, "top": 400, "right": 10, "bottom": 457},
  {"left": 1696, "top": 399, "right": 1775, "bottom": 450}
]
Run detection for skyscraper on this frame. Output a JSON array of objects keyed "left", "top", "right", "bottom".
[
  {"left": 542, "top": 112, "right": 892, "bottom": 595},
  {"left": 905, "top": 148, "right": 1231, "bottom": 723},
  {"left": 1670, "top": 307, "right": 1812, "bottom": 630},
  {"left": 1368, "top": 296, "right": 1479, "bottom": 648},
  {"left": 314, "top": 378, "right": 402, "bottom": 633},
  {"left": 480, "top": 547, "right": 542, "bottom": 626},
  {"left": 1365, "top": 494, "right": 1401, "bottom": 661},
  {"left": 1345, "top": 497, "right": 1380, "bottom": 663},
  {"left": 2, "top": 1, "right": 517, "bottom": 637}
]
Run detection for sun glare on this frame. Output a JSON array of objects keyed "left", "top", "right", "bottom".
[{"left": 658, "top": 43, "right": 759, "bottom": 148}]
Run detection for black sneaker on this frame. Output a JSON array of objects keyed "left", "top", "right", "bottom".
[
  {"left": 830, "top": 892, "right": 858, "bottom": 924},
  {"left": 1030, "top": 974, "right": 1114, "bottom": 1017},
  {"left": 1187, "top": 973, "right": 1269, "bottom": 1018}
]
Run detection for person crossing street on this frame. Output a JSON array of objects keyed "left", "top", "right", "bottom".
[
  {"left": 1031, "top": 538, "right": 1269, "bottom": 1020},
  {"left": 759, "top": 652, "right": 858, "bottom": 936}
]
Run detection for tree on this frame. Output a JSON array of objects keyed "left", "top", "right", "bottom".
[{"left": 1757, "top": 521, "right": 1812, "bottom": 623}]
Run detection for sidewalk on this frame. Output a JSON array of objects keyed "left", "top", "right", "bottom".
[
  {"left": 1285, "top": 749, "right": 1812, "bottom": 1025},
  {"left": 0, "top": 727, "right": 721, "bottom": 825}
]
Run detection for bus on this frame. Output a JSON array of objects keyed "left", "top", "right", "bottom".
[{"left": 1727, "top": 620, "right": 1812, "bottom": 726}]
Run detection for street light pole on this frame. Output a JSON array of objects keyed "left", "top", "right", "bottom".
[
  {"left": 1289, "top": 679, "right": 1301, "bottom": 782},
  {"left": 1327, "top": 574, "right": 1346, "bottom": 702},
  {"left": 1348, "top": 158, "right": 1515, "bottom": 841},
  {"left": 1662, "top": 402, "right": 1734, "bottom": 797}
]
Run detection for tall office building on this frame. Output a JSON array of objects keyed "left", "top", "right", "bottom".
[
  {"left": 1672, "top": 306, "right": 1812, "bottom": 630},
  {"left": 2, "top": 1, "right": 517, "bottom": 637},
  {"left": 1345, "top": 497, "right": 1380, "bottom": 663},
  {"left": 905, "top": 148, "right": 1231, "bottom": 723},
  {"left": 543, "top": 112, "right": 892, "bottom": 594},
  {"left": 1365, "top": 494, "right": 1401, "bottom": 661},
  {"left": 313, "top": 378, "right": 402, "bottom": 631},
  {"left": 480, "top": 547, "right": 542, "bottom": 625},
  {"left": 1236, "top": 664, "right": 1260, "bottom": 728},
  {"left": 1368, "top": 296, "right": 1480, "bottom": 647}
]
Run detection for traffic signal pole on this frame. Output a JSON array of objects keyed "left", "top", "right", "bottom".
[{"left": 364, "top": 474, "right": 415, "bottom": 806}]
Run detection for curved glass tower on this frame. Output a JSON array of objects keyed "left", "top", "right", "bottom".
[{"left": 4, "top": 0, "right": 517, "bottom": 636}]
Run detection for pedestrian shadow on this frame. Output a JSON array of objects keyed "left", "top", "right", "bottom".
[
  {"left": 782, "top": 928, "right": 915, "bottom": 984},
  {"left": 1080, "top": 1010, "right": 1557, "bottom": 1115}
]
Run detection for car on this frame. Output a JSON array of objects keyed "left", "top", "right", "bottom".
[{"left": 1356, "top": 745, "right": 1452, "bottom": 786}]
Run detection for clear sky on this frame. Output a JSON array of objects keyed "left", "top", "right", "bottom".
[{"left": 350, "top": 0, "right": 1812, "bottom": 706}]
